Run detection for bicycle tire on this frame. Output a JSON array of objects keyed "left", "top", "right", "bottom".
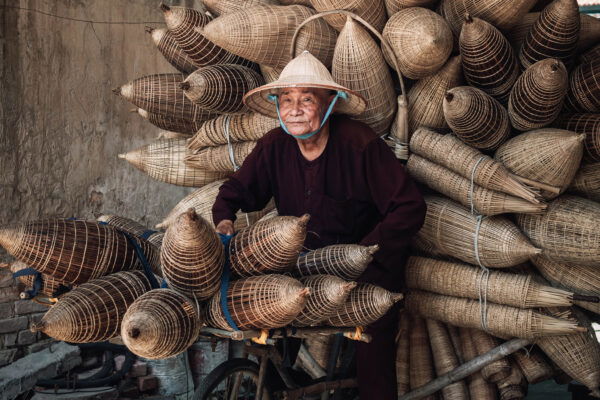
[{"left": 194, "top": 358, "right": 273, "bottom": 400}]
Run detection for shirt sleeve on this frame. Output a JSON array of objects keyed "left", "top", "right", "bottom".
[{"left": 212, "top": 140, "right": 273, "bottom": 226}]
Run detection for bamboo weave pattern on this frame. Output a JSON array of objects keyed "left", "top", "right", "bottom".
[
  {"left": 291, "top": 244, "right": 378, "bottom": 280},
  {"left": 136, "top": 108, "right": 206, "bottom": 135},
  {"left": 185, "top": 141, "right": 257, "bottom": 172},
  {"left": 554, "top": 113, "right": 600, "bottom": 162},
  {"left": 188, "top": 113, "right": 278, "bottom": 149},
  {"left": 569, "top": 162, "right": 600, "bottom": 203},
  {"left": 146, "top": 27, "right": 199, "bottom": 74},
  {"left": 326, "top": 283, "right": 403, "bottom": 326},
  {"left": 565, "top": 58, "right": 600, "bottom": 113},
  {"left": 309, "top": 0, "right": 387, "bottom": 32}
]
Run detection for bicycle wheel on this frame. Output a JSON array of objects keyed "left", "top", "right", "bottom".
[{"left": 194, "top": 358, "right": 273, "bottom": 400}]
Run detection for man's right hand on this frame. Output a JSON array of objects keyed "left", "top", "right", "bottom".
[{"left": 216, "top": 219, "right": 235, "bottom": 236}]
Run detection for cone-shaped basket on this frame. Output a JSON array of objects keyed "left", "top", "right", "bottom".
[
  {"left": 554, "top": 113, "right": 600, "bottom": 162},
  {"left": 517, "top": 195, "right": 600, "bottom": 267},
  {"left": 406, "top": 290, "right": 584, "bottom": 339},
  {"left": 203, "top": 0, "right": 279, "bottom": 16},
  {"left": 309, "top": 0, "right": 387, "bottom": 32},
  {"left": 202, "top": 5, "right": 338, "bottom": 69},
  {"left": 31, "top": 271, "right": 153, "bottom": 343},
  {"left": 396, "top": 310, "right": 410, "bottom": 396},
  {"left": 9, "top": 260, "right": 72, "bottom": 299},
  {"left": 188, "top": 113, "right": 278, "bottom": 149},
  {"left": 471, "top": 328, "right": 512, "bottom": 382},
  {"left": 495, "top": 128, "right": 584, "bottom": 199},
  {"left": 416, "top": 196, "right": 541, "bottom": 268},
  {"left": 384, "top": 0, "right": 438, "bottom": 18},
  {"left": 121, "top": 288, "right": 201, "bottom": 360},
  {"left": 205, "top": 274, "right": 309, "bottom": 330},
  {"left": 409, "top": 315, "right": 436, "bottom": 400},
  {"left": 569, "top": 162, "right": 600, "bottom": 202},
  {"left": 580, "top": 44, "right": 600, "bottom": 66},
  {"left": 229, "top": 214, "right": 309, "bottom": 277},
  {"left": 290, "top": 244, "right": 378, "bottom": 280},
  {"left": 146, "top": 27, "right": 199, "bottom": 74},
  {"left": 513, "top": 347, "right": 554, "bottom": 384},
  {"left": 443, "top": 86, "right": 512, "bottom": 150},
  {"left": 519, "top": 0, "right": 580, "bottom": 69},
  {"left": 181, "top": 65, "right": 264, "bottom": 114},
  {"left": 459, "top": 15, "right": 519, "bottom": 104},
  {"left": 119, "top": 138, "right": 230, "bottom": 187},
  {"left": 292, "top": 275, "right": 356, "bottom": 327},
  {"left": 326, "top": 283, "right": 403, "bottom": 327},
  {"left": 0, "top": 219, "right": 160, "bottom": 284},
  {"left": 136, "top": 108, "right": 206, "bottom": 135},
  {"left": 565, "top": 58, "right": 600, "bottom": 113},
  {"left": 382, "top": 7, "right": 452, "bottom": 80},
  {"left": 161, "top": 209, "right": 224, "bottom": 299},
  {"left": 185, "top": 141, "right": 257, "bottom": 172},
  {"left": 259, "top": 64, "right": 283, "bottom": 83},
  {"left": 96, "top": 214, "right": 152, "bottom": 238},
  {"left": 508, "top": 59, "right": 568, "bottom": 131}
]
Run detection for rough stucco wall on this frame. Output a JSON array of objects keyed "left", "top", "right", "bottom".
[{"left": 0, "top": 0, "right": 203, "bottom": 260}]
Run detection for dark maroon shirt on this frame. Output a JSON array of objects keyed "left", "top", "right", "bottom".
[{"left": 212, "top": 115, "right": 426, "bottom": 291}]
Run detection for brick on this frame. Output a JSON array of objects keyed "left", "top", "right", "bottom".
[
  {"left": 0, "top": 348, "right": 17, "bottom": 366},
  {"left": 0, "top": 315, "right": 28, "bottom": 333},
  {"left": 127, "top": 360, "right": 147, "bottom": 377},
  {"left": 137, "top": 375, "right": 158, "bottom": 392},
  {"left": 0, "top": 286, "right": 20, "bottom": 303},
  {"left": 0, "top": 302, "right": 13, "bottom": 319},
  {"left": 4, "top": 332, "right": 17, "bottom": 347},
  {"left": 14, "top": 299, "right": 48, "bottom": 314},
  {"left": 17, "top": 329, "right": 36, "bottom": 345},
  {"left": 25, "top": 338, "right": 55, "bottom": 355}
]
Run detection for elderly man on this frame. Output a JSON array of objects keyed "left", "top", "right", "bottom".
[{"left": 212, "top": 51, "right": 426, "bottom": 400}]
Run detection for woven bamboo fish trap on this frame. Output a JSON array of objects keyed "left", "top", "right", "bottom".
[
  {"left": 121, "top": 288, "right": 201, "bottom": 360},
  {"left": 292, "top": 275, "right": 356, "bottom": 327},
  {"left": 495, "top": 129, "right": 584, "bottom": 199},
  {"left": 408, "top": 55, "right": 464, "bottom": 133},
  {"left": 554, "top": 113, "right": 600, "bottom": 162},
  {"left": 512, "top": 347, "right": 554, "bottom": 384},
  {"left": 459, "top": 16, "right": 519, "bottom": 104},
  {"left": 146, "top": 27, "right": 199, "bottom": 74},
  {"left": 332, "top": 16, "right": 396, "bottom": 135},
  {"left": 507, "top": 59, "right": 568, "bottom": 131},
  {"left": 396, "top": 310, "right": 410, "bottom": 396},
  {"left": 426, "top": 319, "right": 470, "bottom": 399},
  {"left": 147, "top": 232, "right": 164, "bottom": 249},
  {"left": 443, "top": 86, "right": 511, "bottom": 150},
  {"left": 31, "top": 271, "right": 153, "bottom": 343},
  {"left": 161, "top": 4, "right": 254, "bottom": 69},
  {"left": 96, "top": 214, "right": 152, "bottom": 238},
  {"left": 506, "top": 12, "right": 538, "bottom": 51},
  {"left": 205, "top": 274, "right": 309, "bottom": 330},
  {"left": 113, "top": 74, "right": 216, "bottom": 122},
  {"left": 411, "top": 234, "right": 445, "bottom": 258},
  {"left": 517, "top": 196, "right": 600, "bottom": 267},
  {"left": 409, "top": 127, "right": 540, "bottom": 203},
  {"left": 185, "top": 141, "right": 257, "bottom": 172},
  {"left": 565, "top": 58, "right": 600, "bottom": 113},
  {"left": 202, "top": 5, "right": 338, "bottom": 70},
  {"left": 471, "top": 328, "right": 511, "bottom": 382},
  {"left": 259, "top": 64, "right": 282, "bottom": 83},
  {"left": 9, "top": 260, "right": 71, "bottom": 299},
  {"left": 290, "top": 244, "right": 378, "bottom": 280},
  {"left": 405, "top": 256, "right": 579, "bottom": 308},
  {"left": 417, "top": 196, "right": 541, "bottom": 268},
  {"left": 406, "top": 155, "right": 545, "bottom": 216},
  {"left": 518, "top": 0, "right": 580, "bottom": 70},
  {"left": 135, "top": 108, "right": 206, "bottom": 135},
  {"left": 181, "top": 65, "right": 264, "bottom": 114},
  {"left": 119, "top": 139, "right": 230, "bottom": 187},
  {"left": 0, "top": 219, "right": 160, "bottom": 284},
  {"left": 188, "top": 113, "right": 278, "bottom": 149},
  {"left": 308, "top": 0, "right": 387, "bottom": 32},
  {"left": 279, "top": 0, "right": 312, "bottom": 5},
  {"left": 326, "top": 283, "right": 403, "bottom": 327},
  {"left": 569, "top": 162, "right": 600, "bottom": 202},
  {"left": 382, "top": 7, "right": 453, "bottom": 80},
  {"left": 409, "top": 315, "right": 436, "bottom": 400},
  {"left": 384, "top": 0, "right": 438, "bottom": 18},
  {"left": 229, "top": 215, "right": 309, "bottom": 277},
  {"left": 405, "top": 290, "right": 584, "bottom": 339},
  {"left": 579, "top": 43, "right": 600, "bottom": 66},
  {"left": 497, "top": 361, "right": 527, "bottom": 400},
  {"left": 161, "top": 209, "right": 224, "bottom": 300},
  {"left": 537, "top": 308, "right": 600, "bottom": 397},
  {"left": 203, "top": 0, "right": 280, "bottom": 17}
]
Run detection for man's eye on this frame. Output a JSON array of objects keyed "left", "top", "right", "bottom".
[{"left": 303, "top": 97, "right": 312, "bottom": 102}]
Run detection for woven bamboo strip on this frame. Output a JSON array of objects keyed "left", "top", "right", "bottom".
[
  {"left": 579, "top": 43, "right": 600, "bottom": 66},
  {"left": 426, "top": 319, "right": 469, "bottom": 399},
  {"left": 202, "top": 5, "right": 338, "bottom": 69},
  {"left": 136, "top": 108, "right": 207, "bottom": 135},
  {"left": 517, "top": 195, "right": 600, "bottom": 267},
  {"left": 185, "top": 141, "right": 257, "bottom": 172},
  {"left": 96, "top": 214, "right": 164, "bottom": 251},
  {"left": 119, "top": 139, "right": 230, "bottom": 187},
  {"left": 569, "top": 162, "right": 600, "bottom": 202},
  {"left": 578, "top": 13, "right": 600, "bottom": 52},
  {"left": 0, "top": 219, "right": 160, "bottom": 284},
  {"left": 408, "top": 56, "right": 464, "bottom": 133},
  {"left": 512, "top": 347, "right": 554, "bottom": 384},
  {"left": 495, "top": 129, "right": 584, "bottom": 199},
  {"left": 471, "top": 329, "right": 511, "bottom": 383},
  {"left": 9, "top": 260, "right": 72, "bottom": 299},
  {"left": 31, "top": 271, "right": 153, "bottom": 343},
  {"left": 308, "top": 0, "right": 386, "bottom": 32},
  {"left": 396, "top": 310, "right": 410, "bottom": 396},
  {"left": 291, "top": 244, "right": 378, "bottom": 280},
  {"left": 496, "top": 361, "right": 527, "bottom": 400},
  {"left": 259, "top": 64, "right": 282, "bottom": 83},
  {"left": 384, "top": 0, "right": 438, "bottom": 18},
  {"left": 229, "top": 215, "right": 309, "bottom": 277},
  {"left": 507, "top": 59, "right": 568, "bottom": 131},
  {"left": 409, "top": 128, "right": 539, "bottom": 203},
  {"left": 146, "top": 27, "right": 199, "bottom": 74},
  {"left": 181, "top": 65, "right": 264, "bottom": 114},
  {"left": 417, "top": 196, "right": 540, "bottom": 268},
  {"left": 382, "top": 8, "right": 452, "bottom": 80},
  {"left": 407, "top": 155, "right": 545, "bottom": 215},
  {"left": 518, "top": 0, "right": 580, "bottom": 69},
  {"left": 161, "top": 209, "right": 224, "bottom": 300},
  {"left": 121, "top": 288, "right": 201, "bottom": 359},
  {"left": 188, "top": 113, "right": 278, "bottom": 149},
  {"left": 292, "top": 275, "right": 356, "bottom": 327},
  {"left": 326, "top": 283, "right": 403, "bottom": 327},
  {"left": 459, "top": 328, "right": 498, "bottom": 400},
  {"left": 279, "top": 0, "right": 312, "bottom": 5},
  {"left": 537, "top": 308, "right": 600, "bottom": 397},
  {"left": 333, "top": 16, "right": 396, "bottom": 135},
  {"left": 410, "top": 234, "right": 445, "bottom": 258},
  {"left": 203, "top": 0, "right": 279, "bottom": 16},
  {"left": 459, "top": 16, "right": 519, "bottom": 104},
  {"left": 405, "top": 290, "right": 584, "bottom": 339},
  {"left": 409, "top": 315, "right": 436, "bottom": 400},
  {"left": 406, "top": 256, "right": 578, "bottom": 308},
  {"left": 205, "top": 274, "right": 309, "bottom": 330},
  {"left": 554, "top": 113, "right": 600, "bottom": 162},
  {"left": 565, "top": 58, "right": 600, "bottom": 113}
]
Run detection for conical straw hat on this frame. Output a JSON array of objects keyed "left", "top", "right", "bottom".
[{"left": 243, "top": 51, "right": 367, "bottom": 119}]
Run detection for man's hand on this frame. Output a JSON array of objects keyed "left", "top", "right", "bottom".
[{"left": 216, "top": 219, "right": 235, "bottom": 236}]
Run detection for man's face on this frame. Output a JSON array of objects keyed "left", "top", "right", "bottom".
[{"left": 278, "top": 87, "right": 335, "bottom": 137}]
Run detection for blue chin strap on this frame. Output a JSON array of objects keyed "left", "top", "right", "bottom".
[{"left": 267, "top": 90, "right": 348, "bottom": 140}]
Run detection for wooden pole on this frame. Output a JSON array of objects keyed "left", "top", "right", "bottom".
[{"left": 399, "top": 338, "right": 531, "bottom": 400}]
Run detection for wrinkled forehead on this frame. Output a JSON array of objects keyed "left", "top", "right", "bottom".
[{"left": 278, "top": 87, "right": 332, "bottom": 97}]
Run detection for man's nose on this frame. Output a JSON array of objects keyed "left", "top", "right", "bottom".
[{"left": 288, "top": 101, "right": 302, "bottom": 115}]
